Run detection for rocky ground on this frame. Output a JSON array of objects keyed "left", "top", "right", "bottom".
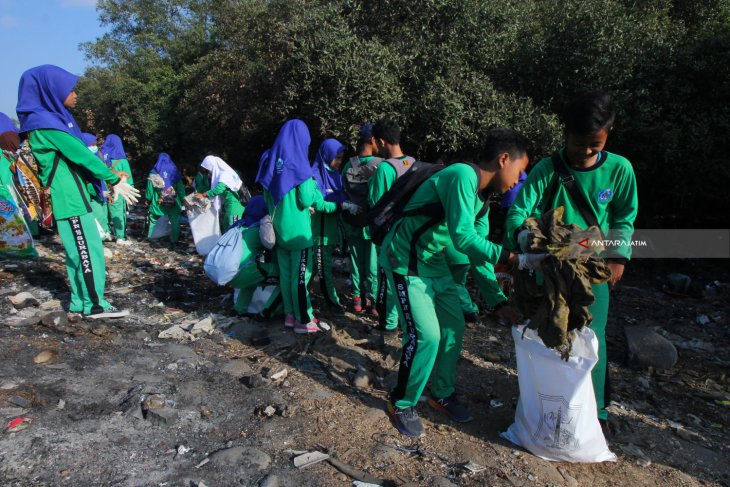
[{"left": 1, "top": 210, "right": 729, "bottom": 487}]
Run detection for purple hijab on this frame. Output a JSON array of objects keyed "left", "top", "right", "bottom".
[
  {"left": 235, "top": 195, "right": 269, "bottom": 228},
  {"left": 312, "top": 138, "right": 346, "bottom": 203},
  {"left": 100, "top": 134, "right": 126, "bottom": 166},
  {"left": 16, "top": 65, "right": 82, "bottom": 138},
  {"left": 255, "top": 119, "right": 313, "bottom": 205},
  {"left": 151, "top": 152, "right": 182, "bottom": 189},
  {"left": 500, "top": 171, "right": 527, "bottom": 209},
  {"left": 0, "top": 112, "right": 18, "bottom": 134}
]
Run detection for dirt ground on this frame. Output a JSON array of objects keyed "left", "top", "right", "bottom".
[{"left": 1, "top": 210, "right": 729, "bottom": 487}]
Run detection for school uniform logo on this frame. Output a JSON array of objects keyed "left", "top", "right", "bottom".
[
  {"left": 597, "top": 188, "right": 613, "bottom": 204},
  {"left": 275, "top": 158, "right": 284, "bottom": 175}
]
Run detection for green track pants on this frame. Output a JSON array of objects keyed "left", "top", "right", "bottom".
[
  {"left": 90, "top": 198, "right": 110, "bottom": 237},
  {"left": 277, "top": 247, "right": 314, "bottom": 323},
  {"left": 348, "top": 234, "right": 377, "bottom": 300},
  {"left": 314, "top": 244, "right": 340, "bottom": 306},
  {"left": 229, "top": 262, "right": 282, "bottom": 316},
  {"left": 449, "top": 263, "right": 478, "bottom": 314},
  {"left": 589, "top": 282, "right": 610, "bottom": 421},
  {"left": 108, "top": 197, "right": 127, "bottom": 240},
  {"left": 388, "top": 271, "right": 466, "bottom": 408},
  {"left": 57, "top": 212, "right": 111, "bottom": 315}
]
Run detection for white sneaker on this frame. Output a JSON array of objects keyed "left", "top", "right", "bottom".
[
  {"left": 115, "top": 239, "right": 132, "bottom": 246},
  {"left": 85, "top": 306, "right": 129, "bottom": 319}
]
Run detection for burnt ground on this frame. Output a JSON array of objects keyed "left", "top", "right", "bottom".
[{"left": 1, "top": 209, "right": 729, "bottom": 487}]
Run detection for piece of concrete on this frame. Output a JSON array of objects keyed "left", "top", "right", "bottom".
[
  {"left": 41, "top": 311, "right": 68, "bottom": 331},
  {"left": 7, "top": 292, "right": 39, "bottom": 309},
  {"left": 210, "top": 446, "right": 271, "bottom": 471},
  {"left": 221, "top": 360, "right": 252, "bottom": 378},
  {"left": 624, "top": 326, "right": 678, "bottom": 370},
  {"left": 146, "top": 408, "right": 178, "bottom": 426}
]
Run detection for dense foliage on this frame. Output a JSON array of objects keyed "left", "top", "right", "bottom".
[{"left": 75, "top": 0, "right": 730, "bottom": 227}]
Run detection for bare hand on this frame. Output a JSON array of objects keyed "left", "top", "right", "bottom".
[
  {"left": 496, "top": 304, "right": 521, "bottom": 326},
  {"left": 194, "top": 193, "right": 206, "bottom": 200},
  {"left": 608, "top": 262, "right": 625, "bottom": 288}
]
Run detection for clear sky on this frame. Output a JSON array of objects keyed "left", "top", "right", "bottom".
[{"left": 0, "top": 0, "right": 108, "bottom": 125}]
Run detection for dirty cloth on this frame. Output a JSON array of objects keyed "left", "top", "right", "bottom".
[{"left": 513, "top": 206, "right": 611, "bottom": 356}]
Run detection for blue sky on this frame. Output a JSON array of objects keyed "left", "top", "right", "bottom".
[{"left": 0, "top": 0, "right": 108, "bottom": 123}]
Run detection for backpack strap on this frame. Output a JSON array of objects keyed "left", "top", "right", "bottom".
[
  {"left": 384, "top": 156, "right": 416, "bottom": 179},
  {"left": 547, "top": 151, "right": 604, "bottom": 236}
]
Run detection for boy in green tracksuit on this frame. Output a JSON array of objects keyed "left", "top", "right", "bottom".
[
  {"left": 505, "top": 92, "right": 638, "bottom": 437},
  {"left": 382, "top": 129, "right": 536, "bottom": 437},
  {"left": 16, "top": 65, "right": 140, "bottom": 317},
  {"left": 227, "top": 196, "right": 282, "bottom": 317},
  {"left": 369, "top": 119, "right": 416, "bottom": 332},
  {"left": 101, "top": 134, "right": 133, "bottom": 245},
  {"left": 196, "top": 156, "right": 246, "bottom": 231},
  {"left": 444, "top": 244, "right": 479, "bottom": 324},
  {"left": 341, "top": 124, "right": 381, "bottom": 314},
  {"left": 311, "top": 138, "right": 348, "bottom": 311},
  {"left": 146, "top": 152, "right": 186, "bottom": 243}
]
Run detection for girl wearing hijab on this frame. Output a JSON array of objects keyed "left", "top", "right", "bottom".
[
  {"left": 146, "top": 152, "right": 185, "bottom": 243},
  {"left": 100, "top": 134, "right": 134, "bottom": 245},
  {"left": 311, "top": 138, "right": 347, "bottom": 311},
  {"left": 16, "top": 64, "right": 140, "bottom": 318},
  {"left": 195, "top": 155, "right": 245, "bottom": 230},
  {"left": 256, "top": 120, "right": 360, "bottom": 333},
  {"left": 227, "top": 195, "right": 282, "bottom": 317},
  {"left": 81, "top": 132, "right": 111, "bottom": 240}
]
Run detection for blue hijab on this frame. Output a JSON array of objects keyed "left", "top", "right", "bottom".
[
  {"left": 312, "top": 138, "right": 346, "bottom": 203},
  {"left": 500, "top": 171, "right": 527, "bottom": 209},
  {"left": 151, "top": 152, "right": 182, "bottom": 189},
  {"left": 235, "top": 195, "right": 269, "bottom": 228},
  {"left": 16, "top": 65, "right": 82, "bottom": 138},
  {"left": 255, "top": 119, "right": 313, "bottom": 205},
  {"left": 101, "top": 134, "right": 126, "bottom": 166},
  {"left": 80, "top": 132, "right": 96, "bottom": 147},
  {"left": 0, "top": 112, "right": 18, "bottom": 134}
]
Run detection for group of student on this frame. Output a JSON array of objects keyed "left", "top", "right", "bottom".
[{"left": 4, "top": 64, "right": 637, "bottom": 442}]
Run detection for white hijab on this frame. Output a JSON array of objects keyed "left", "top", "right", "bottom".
[{"left": 200, "top": 155, "right": 243, "bottom": 210}]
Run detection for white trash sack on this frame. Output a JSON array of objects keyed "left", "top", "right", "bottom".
[
  {"left": 148, "top": 215, "right": 171, "bottom": 239},
  {"left": 187, "top": 199, "right": 220, "bottom": 256},
  {"left": 501, "top": 324, "right": 616, "bottom": 463}
]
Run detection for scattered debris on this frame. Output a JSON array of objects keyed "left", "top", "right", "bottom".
[{"left": 32, "top": 350, "right": 55, "bottom": 364}]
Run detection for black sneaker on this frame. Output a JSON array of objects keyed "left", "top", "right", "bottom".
[
  {"left": 386, "top": 401, "right": 425, "bottom": 437},
  {"left": 428, "top": 394, "right": 473, "bottom": 423},
  {"left": 85, "top": 306, "right": 130, "bottom": 320}
]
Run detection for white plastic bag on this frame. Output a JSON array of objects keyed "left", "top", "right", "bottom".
[
  {"left": 258, "top": 214, "right": 276, "bottom": 249},
  {"left": 149, "top": 215, "right": 171, "bottom": 239},
  {"left": 248, "top": 285, "right": 277, "bottom": 314},
  {"left": 501, "top": 325, "right": 616, "bottom": 463},
  {"left": 188, "top": 205, "right": 220, "bottom": 256},
  {"left": 204, "top": 226, "right": 243, "bottom": 285}
]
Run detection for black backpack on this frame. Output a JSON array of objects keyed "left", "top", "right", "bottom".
[
  {"left": 341, "top": 156, "right": 383, "bottom": 227},
  {"left": 367, "top": 161, "right": 444, "bottom": 246}
]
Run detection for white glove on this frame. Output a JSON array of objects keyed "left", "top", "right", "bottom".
[
  {"left": 341, "top": 201, "right": 362, "bottom": 215},
  {"left": 517, "top": 229, "right": 531, "bottom": 252},
  {"left": 308, "top": 207, "right": 315, "bottom": 215},
  {"left": 518, "top": 253, "right": 548, "bottom": 271},
  {"left": 113, "top": 180, "right": 141, "bottom": 205}
]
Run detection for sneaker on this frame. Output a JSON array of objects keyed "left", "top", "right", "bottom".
[
  {"left": 85, "top": 306, "right": 129, "bottom": 320},
  {"left": 428, "top": 394, "right": 473, "bottom": 423},
  {"left": 352, "top": 296, "right": 362, "bottom": 312},
  {"left": 386, "top": 400, "right": 425, "bottom": 437},
  {"left": 115, "top": 239, "right": 132, "bottom": 246},
  {"left": 313, "top": 317, "right": 330, "bottom": 331},
  {"left": 293, "top": 320, "right": 321, "bottom": 334},
  {"left": 284, "top": 314, "right": 295, "bottom": 328}
]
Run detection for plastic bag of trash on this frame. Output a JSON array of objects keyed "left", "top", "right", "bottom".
[
  {"left": 186, "top": 195, "right": 219, "bottom": 256},
  {"left": 204, "top": 225, "right": 243, "bottom": 285},
  {"left": 501, "top": 324, "right": 616, "bottom": 463},
  {"left": 248, "top": 285, "right": 278, "bottom": 314},
  {"left": 149, "top": 215, "right": 171, "bottom": 239},
  {"left": 0, "top": 185, "right": 38, "bottom": 259}
]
